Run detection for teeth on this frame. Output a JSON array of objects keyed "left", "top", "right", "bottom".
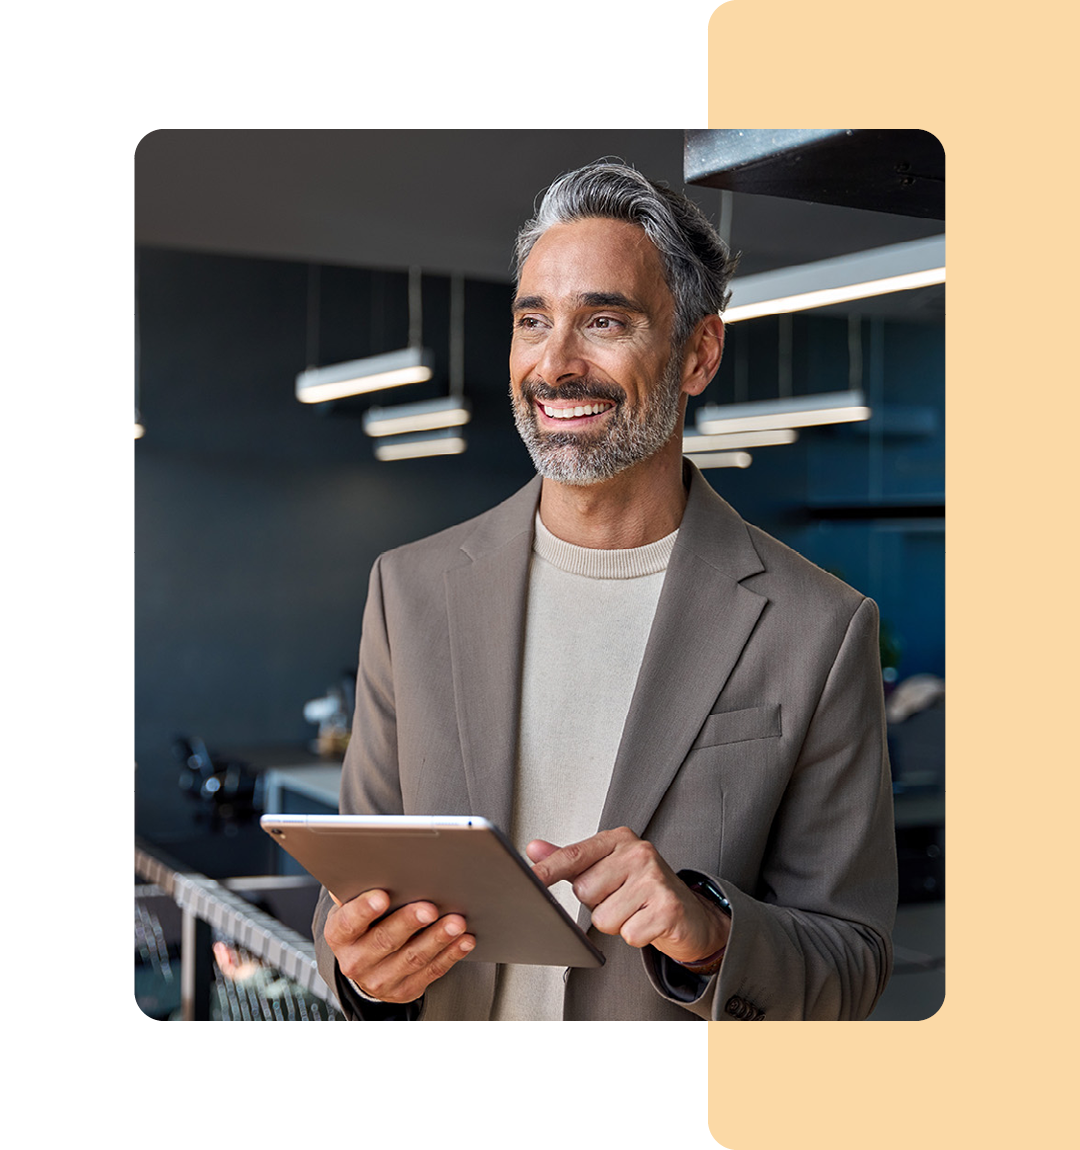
[{"left": 541, "top": 403, "right": 611, "bottom": 419}]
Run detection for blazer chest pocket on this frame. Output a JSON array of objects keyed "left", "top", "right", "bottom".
[{"left": 690, "top": 704, "right": 782, "bottom": 751}]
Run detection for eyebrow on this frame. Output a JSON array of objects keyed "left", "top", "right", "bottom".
[{"left": 511, "top": 291, "right": 650, "bottom": 314}]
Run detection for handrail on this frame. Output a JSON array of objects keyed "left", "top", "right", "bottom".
[{"left": 135, "top": 838, "right": 341, "bottom": 1019}]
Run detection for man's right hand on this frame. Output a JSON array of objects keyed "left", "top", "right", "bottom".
[{"left": 323, "top": 889, "right": 475, "bottom": 1004}]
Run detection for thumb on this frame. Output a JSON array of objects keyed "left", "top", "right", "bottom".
[{"left": 525, "top": 839, "right": 560, "bottom": 864}]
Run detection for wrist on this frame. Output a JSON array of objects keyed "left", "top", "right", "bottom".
[
  {"left": 678, "top": 873, "right": 732, "bottom": 974},
  {"left": 348, "top": 975, "right": 385, "bottom": 1003}
]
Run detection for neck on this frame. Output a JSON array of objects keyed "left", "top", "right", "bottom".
[{"left": 538, "top": 438, "right": 689, "bottom": 549}]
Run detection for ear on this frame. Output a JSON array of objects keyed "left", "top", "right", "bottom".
[{"left": 680, "top": 315, "right": 725, "bottom": 398}]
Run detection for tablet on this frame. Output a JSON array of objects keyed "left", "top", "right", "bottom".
[{"left": 260, "top": 813, "right": 604, "bottom": 968}]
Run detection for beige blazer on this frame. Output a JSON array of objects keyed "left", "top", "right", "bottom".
[{"left": 314, "top": 464, "right": 896, "bottom": 1020}]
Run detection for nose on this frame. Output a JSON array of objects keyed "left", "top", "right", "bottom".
[{"left": 535, "top": 325, "right": 589, "bottom": 386}]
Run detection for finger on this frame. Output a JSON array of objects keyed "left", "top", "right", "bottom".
[
  {"left": 586, "top": 844, "right": 693, "bottom": 923},
  {"left": 530, "top": 827, "right": 633, "bottom": 888},
  {"left": 590, "top": 881, "right": 684, "bottom": 946},
  {"left": 323, "top": 890, "right": 477, "bottom": 1004},
  {"left": 621, "top": 891, "right": 730, "bottom": 962},
  {"left": 525, "top": 839, "right": 560, "bottom": 864},
  {"left": 331, "top": 900, "right": 449, "bottom": 987},
  {"left": 360, "top": 918, "right": 476, "bottom": 1002},
  {"left": 323, "top": 888, "right": 392, "bottom": 948},
  {"left": 360, "top": 900, "right": 444, "bottom": 961}
]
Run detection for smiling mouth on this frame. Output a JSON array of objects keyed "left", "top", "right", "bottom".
[{"left": 538, "top": 401, "right": 616, "bottom": 421}]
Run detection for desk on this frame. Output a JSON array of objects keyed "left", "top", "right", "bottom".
[
  {"left": 261, "top": 763, "right": 343, "bottom": 815},
  {"left": 260, "top": 764, "right": 343, "bottom": 876}
]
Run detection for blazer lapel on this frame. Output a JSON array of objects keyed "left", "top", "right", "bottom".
[
  {"left": 444, "top": 479, "right": 541, "bottom": 833},
  {"left": 597, "top": 467, "right": 768, "bottom": 837},
  {"left": 442, "top": 468, "right": 766, "bottom": 852}
]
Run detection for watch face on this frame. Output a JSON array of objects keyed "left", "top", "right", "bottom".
[{"left": 689, "top": 877, "right": 731, "bottom": 914}]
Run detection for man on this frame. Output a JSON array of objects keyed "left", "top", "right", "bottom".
[{"left": 313, "top": 161, "right": 896, "bottom": 1021}]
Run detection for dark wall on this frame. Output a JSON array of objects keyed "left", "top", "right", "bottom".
[
  {"left": 135, "top": 247, "right": 533, "bottom": 832},
  {"left": 694, "top": 312, "right": 946, "bottom": 680},
  {"left": 135, "top": 246, "right": 944, "bottom": 836}
]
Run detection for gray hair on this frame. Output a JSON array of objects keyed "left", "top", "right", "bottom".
[{"left": 513, "top": 160, "right": 739, "bottom": 348}]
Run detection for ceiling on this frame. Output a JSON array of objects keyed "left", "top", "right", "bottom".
[{"left": 135, "top": 129, "right": 945, "bottom": 321}]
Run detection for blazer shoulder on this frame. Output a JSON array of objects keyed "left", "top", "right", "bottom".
[
  {"left": 375, "top": 476, "right": 540, "bottom": 584},
  {"left": 744, "top": 521, "right": 869, "bottom": 618},
  {"left": 683, "top": 466, "right": 867, "bottom": 617}
]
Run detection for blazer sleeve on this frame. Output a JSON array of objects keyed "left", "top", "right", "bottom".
[
  {"left": 312, "top": 556, "right": 423, "bottom": 1021},
  {"left": 643, "top": 596, "right": 897, "bottom": 1020}
]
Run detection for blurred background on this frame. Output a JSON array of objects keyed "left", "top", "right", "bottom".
[{"left": 134, "top": 130, "right": 944, "bottom": 1021}]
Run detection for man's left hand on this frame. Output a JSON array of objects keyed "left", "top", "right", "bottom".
[{"left": 527, "top": 827, "right": 730, "bottom": 965}]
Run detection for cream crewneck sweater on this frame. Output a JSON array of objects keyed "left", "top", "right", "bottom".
[{"left": 491, "top": 513, "right": 677, "bottom": 1021}]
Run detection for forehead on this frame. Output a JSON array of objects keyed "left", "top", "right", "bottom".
[{"left": 517, "top": 218, "right": 671, "bottom": 309}]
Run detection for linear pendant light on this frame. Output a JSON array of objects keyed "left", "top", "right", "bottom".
[
  {"left": 369, "top": 273, "right": 471, "bottom": 460},
  {"left": 363, "top": 394, "right": 471, "bottom": 437},
  {"left": 682, "top": 428, "right": 798, "bottom": 453},
  {"left": 696, "top": 389, "right": 870, "bottom": 436},
  {"left": 374, "top": 427, "right": 467, "bottom": 461},
  {"left": 296, "top": 346, "right": 435, "bottom": 403},
  {"left": 296, "top": 266, "right": 434, "bottom": 403},
  {"left": 684, "top": 450, "right": 752, "bottom": 470},
  {"left": 723, "top": 235, "right": 944, "bottom": 323}
]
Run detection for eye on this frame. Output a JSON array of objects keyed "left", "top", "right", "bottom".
[
  {"left": 514, "top": 314, "right": 545, "bottom": 331},
  {"left": 588, "top": 315, "right": 624, "bottom": 331}
]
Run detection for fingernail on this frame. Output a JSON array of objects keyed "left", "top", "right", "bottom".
[
  {"left": 459, "top": 937, "right": 474, "bottom": 952},
  {"left": 415, "top": 905, "right": 436, "bottom": 925},
  {"left": 367, "top": 893, "right": 387, "bottom": 914},
  {"left": 445, "top": 920, "right": 463, "bottom": 937}
]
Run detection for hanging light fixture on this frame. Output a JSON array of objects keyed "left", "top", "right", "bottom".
[
  {"left": 696, "top": 389, "right": 871, "bottom": 435},
  {"left": 684, "top": 450, "right": 752, "bottom": 470},
  {"left": 369, "top": 273, "right": 471, "bottom": 460},
  {"left": 363, "top": 395, "right": 471, "bottom": 437},
  {"left": 696, "top": 304, "right": 872, "bottom": 438},
  {"left": 295, "top": 266, "right": 434, "bottom": 403},
  {"left": 296, "top": 347, "right": 435, "bottom": 403},
  {"left": 722, "top": 235, "right": 944, "bottom": 324},
  {"left": 374, "top": 427, "right": 467, "bottom": 461},
  {"left": 686, "top": 197, "right": 880, "bottom": 453},
  {"left": 682, "top": 428, "right": 798, "bottom": 453}
]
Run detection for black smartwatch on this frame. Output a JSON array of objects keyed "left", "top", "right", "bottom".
[
  {"left": 681, "top": 871, "right": 732, "bottom": 916},
  {"left": 677, "top": 871, "right": 731, "bottom": 975}
]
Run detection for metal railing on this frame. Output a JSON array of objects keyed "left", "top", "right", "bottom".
[{"left": 135, "top": 838, "right": 342, "bottom": 1021}]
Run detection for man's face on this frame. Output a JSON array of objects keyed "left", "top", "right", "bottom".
[{"left": 509, "top": 217, "right": 686, "bottom": 486}]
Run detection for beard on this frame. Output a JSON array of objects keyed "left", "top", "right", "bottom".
[{"left": 510, "top": 353, "right": 684, "bottom": 487}]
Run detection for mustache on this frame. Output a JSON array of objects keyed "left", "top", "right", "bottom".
[{"left": 518, "top": 378, "right": 626, "bottom": 405}]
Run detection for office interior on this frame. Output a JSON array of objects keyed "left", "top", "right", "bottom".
[{"left": 134, "top": 130, "right": 945, "bottom": 1022}]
